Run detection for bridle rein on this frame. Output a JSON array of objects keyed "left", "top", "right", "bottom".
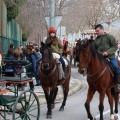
[{"left": 79, "top": 48, "right": 107, "bottom": 80}]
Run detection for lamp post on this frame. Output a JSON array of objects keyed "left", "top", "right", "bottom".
[
  {"left": 107, "top": 18, "right": 112, "bottom": 33},
  {"left": 118, "top": 0, "right": 120, "bottom": 17},
  {"left": 50, "top": 0, "right": 55, "bottom": 27}
]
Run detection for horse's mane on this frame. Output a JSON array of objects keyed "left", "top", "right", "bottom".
[
  {"left": 79, "top": 43, "right": 109, "bottom": 65},
  {"left": 41, "top": 44, "right": 53, "bottom": 59},
  {"left": 89, "top": 44, "right": 110, "bottom": 65}
]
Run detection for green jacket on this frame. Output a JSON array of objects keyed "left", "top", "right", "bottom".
[
  {"left": 46, "top": 37, "right": 63, "bottom": 55},
  {"left": 92, "top": 33, "right": 117, "bottom": 59}
]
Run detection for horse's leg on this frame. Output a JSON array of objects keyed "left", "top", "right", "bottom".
[
  {"left": 85, "top": 88, "right": 95, "bottom": 120},
  {"left": 99, "top": 90, "right": 107, "bottom": 120},
  {"left": 74, "top": 57, "right": 76, "bottom": 66},
  {"left": 44, "top": 90, "right": 50, "bottom": 115},
  {"left": 46, "top": 90, "right": 55, "bottom": 119},
  {"left": 51, "top": 87, "right": 58, "bottom": 109},
  {"left": 112, "top": 88, "right": 120, "bottom": 119},
  {"left": 44, "top": 90, "right": 54, "bottom": 119},
  {"left": 59, "top": 85, "right": 69, "bottom": 111},
  {"left": 106, "top": 89, "right": 114, "bottom": 120}
]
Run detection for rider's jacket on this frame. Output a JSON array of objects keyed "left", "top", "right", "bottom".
[{"left": 92, "top": 32, "right": 117, "bottom": 59}]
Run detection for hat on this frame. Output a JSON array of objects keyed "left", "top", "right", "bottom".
[{"left": 48, "top": 27, "right": 56, "bottom": 33}]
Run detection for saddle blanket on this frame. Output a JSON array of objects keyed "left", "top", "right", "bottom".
[{"left": 52, "top": 53, "right": 68, "bottom": 66}]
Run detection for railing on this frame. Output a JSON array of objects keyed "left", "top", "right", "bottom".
[{"left": 0, "top": 36, "right": 27, "bottom": 54}]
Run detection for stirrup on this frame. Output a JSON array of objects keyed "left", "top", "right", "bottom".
[
  {"left": 59, "top": 76, "right": 65, "bottom": 80},
  {"left": 115, "top": 84, "right": 120, "bottom": 92}
]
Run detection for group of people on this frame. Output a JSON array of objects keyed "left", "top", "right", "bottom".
[
  {"left": 3, "top": 43, "right": 42, "bottom": 91},
  {"left": 2, "top": 26, "right": 70, "bottom": 91}
]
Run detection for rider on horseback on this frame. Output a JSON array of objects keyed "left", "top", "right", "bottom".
[
  {"left": 45, "top": 26, "right": 65, "bottom": 80},
  {"left": 92, "top": 24, "right": 120, "bottom": 92}
]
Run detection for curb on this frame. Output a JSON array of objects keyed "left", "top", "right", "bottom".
[{"left": 38, "top": 78, "right": 82, "bottom": 105}]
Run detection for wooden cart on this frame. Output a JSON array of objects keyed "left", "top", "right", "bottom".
[{"left": 0, "top": 60, "right": 40, "bottom": 120}]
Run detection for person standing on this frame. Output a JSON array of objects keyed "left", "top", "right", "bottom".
[
  {"left": 26, "top": 47, "right": 37, "bottom": 90},
  {"left": 92, "top": 24, "right": 120, "bottom": 92}
]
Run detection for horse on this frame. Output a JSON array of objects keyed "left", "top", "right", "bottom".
[
  {"left": 62, "top": 41, "right": 70, "bottom": 57},
  {"left": 78, "top": 40, "right": 120, "bottom": 120},
  {"left": 39, "top": 42, "right": 71, "bottom": 119},
  {"left": 73, "top": 41, "right": 80, "bottom": 66}
]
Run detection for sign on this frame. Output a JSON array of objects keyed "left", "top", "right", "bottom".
[
  {"left": 45, "top": 16, "right": 62, "bottom": 29},
  {"left": 57, "top": 26, "right": 66, "bottom": 40}
]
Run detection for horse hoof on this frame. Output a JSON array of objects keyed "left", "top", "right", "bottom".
[
  {"left": 114, "top": 115, "right": 118, "bottom": 120},
  {"left": 93, "top": 117, "right": 96, "bottom": 120},
  {"left": 46, "top": 115, "right": 52, "bottom": 119},
  {"left": 88, "top": 117, "right": 96, "bottom": 120},
  {"left": 59, "top": 107, "right": 64, "bottom": 111},
  {"left": 51, "top": 104, "right": 55, "bottom": 109},
  {"left": 109, "top": 114, "right": 114, "bottom": 120},
  {"left": 114, "top": 113, "right": 120, "bottom": 120}
]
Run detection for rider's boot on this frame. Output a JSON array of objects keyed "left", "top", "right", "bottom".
[
  {"left": 114, "top": 73, "right": 120, "bottom": 92},
  {"left": 58, "top": 63, "right": 65, "bottom": 80}
]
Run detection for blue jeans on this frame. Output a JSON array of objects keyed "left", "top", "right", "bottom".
[
  {"left": 110, "top": 58, "right": 120, "bottom": 73},
  {"left": 34, "top": 69, "right": 40, "bottom": 85},
  {"left": 59, "top": 56, "right": 65, "bottom": 72}
]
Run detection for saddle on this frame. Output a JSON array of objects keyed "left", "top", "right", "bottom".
[
  {"left": 52, "top": 53, "right": 68, "bottom": 67},
  {"left": 105, "top": 58, "right": 114, "bottom": 77}
]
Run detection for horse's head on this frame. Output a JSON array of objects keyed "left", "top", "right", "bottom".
[
  {"left": 78, "top": 40, "right": 91, "bottom": 70},
  {"left": 40, "top": 42, "right": 53, "bottom": 70}
]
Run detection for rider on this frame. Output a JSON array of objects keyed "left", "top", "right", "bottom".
[
  {"left": 92, "top": 24, "right": 120, "bottom": 92},
  {"left": 45, "top": 26, "right": 65, "bottom": 80}
]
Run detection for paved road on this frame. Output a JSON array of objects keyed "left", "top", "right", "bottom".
[{"left": 40, "top": 66, "right": 120, "bottom": 120}]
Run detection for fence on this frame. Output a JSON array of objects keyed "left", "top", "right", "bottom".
[{"left": 0, "top": 36, "right": 22, "bottom": 54}]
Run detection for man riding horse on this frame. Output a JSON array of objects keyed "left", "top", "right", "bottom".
[
  {"left": 45, "top": 26, "right": 65, "bottom": 80},
  {"left": 92, "top": 24, "right": 120, "bottom": 92}
]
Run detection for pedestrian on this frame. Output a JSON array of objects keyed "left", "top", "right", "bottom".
[
  {"left": 45, "top": 26, "right": 65, "bottom": 80},
  {"left": 26, "top": 46, "right": 40, "bottom": 88},
  {"left": 4, "top": 44, "right": 17, "bottom": 89},
  {"left": 88, "top": 35, "right": 94, "bottom": 44},
  {"left": 92, "top": 24, "right": 120, "bottom": 92},
  {"left": 35, "top": 47, "right": 42, "bottom": 60},
  {"left": 14, "top": 46, "right": 23, "bottom": 60}
]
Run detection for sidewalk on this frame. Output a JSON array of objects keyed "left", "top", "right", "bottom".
[
  {"left": 5, "top": 76, "right": 82, "bottom": 105},
  {"left": 35, "top": 77, "right": 82, "bottom": 104}
]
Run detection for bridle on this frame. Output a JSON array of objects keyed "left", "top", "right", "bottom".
[
  {"left": 40, "top": 47, "right": 57, "bottom": 78},
  {"left": 79, "top": 48, "right": 91, "bottom": 69},
  {"left": 79, "top": 48, "right": 107, "bottom": 79},
  {"left": 40, "top": 62, "right": 57, "bottom": 78}
]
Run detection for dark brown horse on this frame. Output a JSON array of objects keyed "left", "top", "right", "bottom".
[
  {"left": 62, "top": 41, "right": 70, "bottom": 57},
  {"left": 39, "top": 42, "right": 71, "bottom": 119},
  {"left": 78, "top": 40, "right": 119, "bottom": 120}
]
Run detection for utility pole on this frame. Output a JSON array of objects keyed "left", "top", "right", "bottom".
[
  {"left": 118, "top": 0, "right": 120, "bottom": 17},
  {"left": 108, "top": 18, "right": 112, "bottom": 33},
  {"left": 50, "top": 0, "right": 55, "bottom": 27}
]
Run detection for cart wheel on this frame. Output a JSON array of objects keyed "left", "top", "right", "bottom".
[{"left": 13, "top": 90, "right": 40, "bottom": 120}]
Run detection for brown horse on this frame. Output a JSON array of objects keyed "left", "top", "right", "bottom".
[
  {"left": 78, "top": 40, "right": 119, "bottom": 120},
  {"left": 62, "top": 41, "right": 70, "bottom": 57},
  {"left": 39, "top": 42, "right": 71, "bottom": 119}
]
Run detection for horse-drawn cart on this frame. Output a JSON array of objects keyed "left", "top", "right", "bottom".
[{"left": 0, "top": 60, "right": 40, "bottom": 120}]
